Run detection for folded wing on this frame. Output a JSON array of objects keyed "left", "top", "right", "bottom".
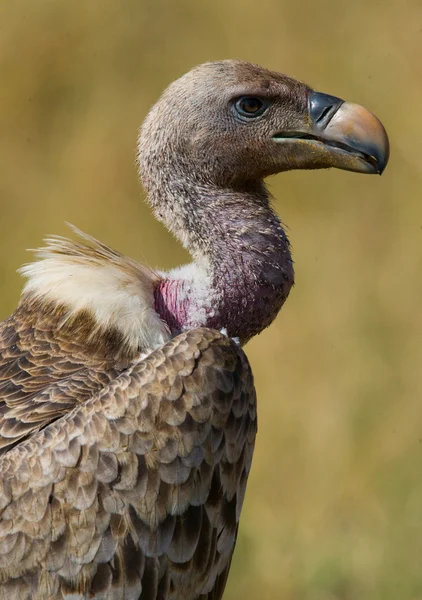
[{"left": 0, "top": 327, "right": 257, "bottom": 600}]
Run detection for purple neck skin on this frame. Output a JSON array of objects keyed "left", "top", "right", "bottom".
[{"left": 153, "top": 188, "right": 294, "bottom": 345}]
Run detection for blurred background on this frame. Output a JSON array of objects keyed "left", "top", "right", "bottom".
[{"left": 0, "top": 1, "right": 421, "bottom": 598}]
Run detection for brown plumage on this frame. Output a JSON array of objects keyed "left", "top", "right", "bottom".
[
  {"left": 0, "top": 60, "right": 388, "bottom": 599},
  {"left": 0, "top": 325, "right": 255, "bottom": 600}
]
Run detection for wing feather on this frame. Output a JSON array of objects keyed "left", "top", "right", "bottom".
[
  {"left": 0, "top": 305, "right": 122, "bottom": 453},
  {"left": 0, "top": 327, "right": 256, "bottom": 600}
]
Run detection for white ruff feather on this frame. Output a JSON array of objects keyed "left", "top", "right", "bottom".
[{"left": 19, "top": 226, "right": 171, "bottom": 354}]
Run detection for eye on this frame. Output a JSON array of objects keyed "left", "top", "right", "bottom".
[{"left": 234, "top": 96, "right": 268, "bottom": 118}]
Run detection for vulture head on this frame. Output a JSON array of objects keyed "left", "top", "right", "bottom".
[
  {"left": 138, "top": 60, "right": 389, "bottom": 344},
  {"left": 139, "top": 60, "right": 388, "bottom": 189}
]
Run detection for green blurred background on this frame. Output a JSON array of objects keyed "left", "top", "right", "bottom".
[{"left": 0, "top": 1, "right": 421, "bottom": 598}]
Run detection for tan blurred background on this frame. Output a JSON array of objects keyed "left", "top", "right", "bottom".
[{"left": 0, "top": 1, "right": 421, "bottom": 598}]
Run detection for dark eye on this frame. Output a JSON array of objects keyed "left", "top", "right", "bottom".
[{"left": 234, "top": 96, "right": 267, "bottom": 118}]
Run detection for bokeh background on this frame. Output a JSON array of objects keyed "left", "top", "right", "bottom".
[{"left": 0, "top": 1, "right": 421, "bottom": 598}]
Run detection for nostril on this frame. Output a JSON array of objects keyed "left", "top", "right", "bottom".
[
  {"left": 315, "top": 105, "right": 333, "bottom": 124},
  {"left": 309, "top": 91, "right": 344, "bottom": 128}
]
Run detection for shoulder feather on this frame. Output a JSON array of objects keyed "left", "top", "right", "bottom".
[{"left": 18, "top": 225, "right": 170, "bottom": 356}]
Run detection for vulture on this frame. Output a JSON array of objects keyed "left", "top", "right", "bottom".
[{"left": 0, "top": 60, "right": 389, "bottom": 599}]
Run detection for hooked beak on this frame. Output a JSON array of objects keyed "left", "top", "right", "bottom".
[{"left": 273, "top": 91, "right": 389, "bottom": 175}]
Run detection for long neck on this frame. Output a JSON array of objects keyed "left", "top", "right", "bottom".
[
  {"left": 203, "top": 187, "right": 294, "bottom": 343},
  {"left": 138, "top": 134, "right": 294, "bottom": 344}
]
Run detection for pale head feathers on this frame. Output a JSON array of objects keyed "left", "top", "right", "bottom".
[{"left": 19, "top": 226, "right": 171, "bottom": 356}]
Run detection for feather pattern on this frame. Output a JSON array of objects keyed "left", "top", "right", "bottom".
[{"left": 0, "top": 304, "right": 256, "bottom": 599}]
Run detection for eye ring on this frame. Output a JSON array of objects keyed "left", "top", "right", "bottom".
[{"left": 234, "top": 96, "right": 268, "bottom": 119}]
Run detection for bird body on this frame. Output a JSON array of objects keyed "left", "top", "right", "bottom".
[{"left": 0, "top": 61, "right": 388, "bottom": 599}]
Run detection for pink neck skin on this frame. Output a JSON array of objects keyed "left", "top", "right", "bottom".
[{"left": 154, "top": 278, "right": 190, "bottom": 334}]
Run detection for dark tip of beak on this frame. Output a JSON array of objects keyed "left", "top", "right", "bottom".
[{"left": 309, "top": 92, "right": 344, "bottom": 128}]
